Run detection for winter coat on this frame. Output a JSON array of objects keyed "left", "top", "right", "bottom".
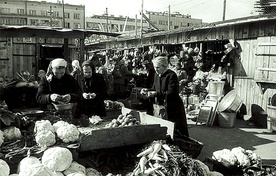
[
  {"left": 152, "top": 69, "right": 189, "bottom": 137},
  {"left": 36, "top": 73, "right": 82, "bottom": 105},
  {"left": 81, "top": 73, "right": 108, "bottom": 116}
]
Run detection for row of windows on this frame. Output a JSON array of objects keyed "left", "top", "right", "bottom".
[
  {"left": 0, "top": 17, "right": 80, "bottom": 29},
  {"left": 0, "top": 8, "right": 81, "bottom": 19}
]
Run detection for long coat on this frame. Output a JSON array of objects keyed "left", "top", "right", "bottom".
[
  {"left": 152, "top": 69, "right": 189, "bottom": 137},
  {"left": 81, "top": 73, "right": 108, "bottom": 117}
]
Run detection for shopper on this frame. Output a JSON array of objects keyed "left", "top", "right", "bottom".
[
  {"left": 140, "top": 55, "right": 189, "bottom": 137},
  {"left": 80, "top": 60, "right": 108, "bottom": 117},
  {"left": 70, "top": 59, "right": 84, "bottom": 91}
]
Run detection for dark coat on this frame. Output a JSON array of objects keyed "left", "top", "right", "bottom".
[
  {"left": 152, "top": 69, "right": 189, "bottom": 137},
  {"left": 81, "top": 73, "right": 107, "bottom": 117},
  {"left": 36, "top": 73, "right": 82, "bottom": 105}
]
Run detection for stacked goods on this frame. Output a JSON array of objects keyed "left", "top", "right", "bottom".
[{"left": 105, "top": 113, "right": 140, "bottom": 128}]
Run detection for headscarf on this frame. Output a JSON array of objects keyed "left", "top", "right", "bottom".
[
  {"left": 46, "top": 58, "right": 67, "bottom": 82},
  {"left": 152, "top": 56, "right": 168, "bottom": 68},
  {"left": 72, "top": 60, "right": 81, "bottom": 71},
  {"left": 82, "top": 60, "right": 95, "bottom": 73}
]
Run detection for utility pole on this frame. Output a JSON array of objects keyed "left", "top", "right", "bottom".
[
  {"left": 140, "top": 0, "right": 144, "bottom": 39},
  {"left": 62, "top": 0, "right": 65, "bottom": 28},
  {"left": 168, "top": 5, "right": 171, "bottom": 30},
  {"left": 222, "top": 0, "right": 226, "bottom": 21},
  {"left": 48, "top": 6, "right": 53, "bottom": 27},
  {"left": 106, "top": 8, "right": 109, "bottom": 32}
]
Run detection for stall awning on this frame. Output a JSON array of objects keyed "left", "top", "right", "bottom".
[{"left": 0, "top": 25, "right": 121, "bottom": 38}]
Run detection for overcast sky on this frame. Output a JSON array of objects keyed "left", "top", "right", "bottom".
[{"left": 43, "top": 0, "right": 258, "bottom": 23}]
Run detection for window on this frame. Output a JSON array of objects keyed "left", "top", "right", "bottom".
[
  {"left": 64, "top": 12, "right": 70, "bottom": 19},
  {"left": 53, "top": 12, "right": 59, "bottom": 17},
  {"left": 17, "top": 9, "right": 25, "bottom": 15},
  {"left": 65, "top": 22, "right": 70, "bottom": 28},
  {"left": 29, "top": 10, "right": 36, "bottom": 15},
  {"left": 1, "top": 8, "right": 10, "bottom": 14},
  {"left": 73, "top": 13, "right": 80, "bottom": 19},
  {"left": 74, "top": 23, "right": 80, "bottom": 29},
  {"left": 30, "top": 19, "right": 38, "bottom": 25},
  {"left": 41, "top": 10, "right": 47, "bottom": 16}
]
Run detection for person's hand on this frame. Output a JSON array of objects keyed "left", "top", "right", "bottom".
[
  {"left": 83, "top": 93, "right": 96, "bottom": 99},
  {"left": 50, "top": 94, "right": 62, "bottom": 103},
  {"left": 140, "top": 88, "right": 148, "bottom": 95},
  {"left": 147, "top": 91, "right": 157, "bottom": 97},
  {"left": 82, "top": 93, "right": 89, "bottom": 99},
  {"left": 61, "top": 94, "right": 71, "bottom": 103}
]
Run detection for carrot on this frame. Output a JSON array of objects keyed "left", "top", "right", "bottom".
[
  {"left": 139, "top": 156, "right": 148, "bottom": 173},
  {"left": 148, "top": 142, "right": 162, "bottom": 160},
  {"left": 137, "top": 146, "right": 154, "bottom": 157}
]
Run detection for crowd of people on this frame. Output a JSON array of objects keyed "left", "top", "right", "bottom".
[{"left": 11, "top": 45, "right": 229, "bottom": 138}]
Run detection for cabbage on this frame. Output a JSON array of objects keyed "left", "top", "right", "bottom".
[
  {"left": 18, "top": 163, "right": 53, "bottom": 176},
  {"left": 86, "top": 168, "right": 102, "bottom": 176},
  {"left": 0, "top": 159, "right": 10, "bottom": 176},
  {"left": 2, "top": 127, "right": 21, "bottom": 141},
  {"left": 42, "top": 147, "right": 73, "bottom": 172},
  {"left": 63, "top": 161, "right": 86, "bottom": 175},
  {"left": 35, "top": 130, "right": 56, "bottom": 147},
  {"left": 17, "top": 156, "right": 40, "bottom": 173}
]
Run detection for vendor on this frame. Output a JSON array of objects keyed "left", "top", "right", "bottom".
[
  {"left": 140, "top": 55, "right": 189, "bottom": 137},
  {"left": 36, "top": 58, "right": 82, "bottom": 116},
  {"left": 80, "top": 60, "right": 108, "bottom": 117}
]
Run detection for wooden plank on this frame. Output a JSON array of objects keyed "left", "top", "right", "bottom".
[{"left": 79, "top": 124, "right": 167, "bottom": 151}]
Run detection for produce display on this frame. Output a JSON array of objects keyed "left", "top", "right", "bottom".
[
  {"left": 212, "top": 147, "right": 260, "bottom": 168},
  {"left": 105, "top": 113, "right": 140, "bottom": 128}
]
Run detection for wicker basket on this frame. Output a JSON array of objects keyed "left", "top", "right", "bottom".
[{"left": 172, "top": 135, "right": 203, "bottom": 158}]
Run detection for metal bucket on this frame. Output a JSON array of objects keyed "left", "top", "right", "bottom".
[
  {"left": 218, "top": 112, "right": 236, "bottom": 128},
  {"left": 208, "top": 81, "right": 225, "bottom": 96}
]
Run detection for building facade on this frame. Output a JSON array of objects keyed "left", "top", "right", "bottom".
[
  {"left": 0, "top": 0, "right": 85, "bottom": 29},
  {"left": 146, "top": 11, "right": 202, "bottom": 31}
]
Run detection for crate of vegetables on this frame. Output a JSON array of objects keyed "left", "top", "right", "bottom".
[{"left": 79, "top": 107, "right": 173, "bottom": 151}]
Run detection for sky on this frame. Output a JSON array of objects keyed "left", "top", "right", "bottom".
[{"left": 42, "top": 0, "right": 258, "bottom": 23}]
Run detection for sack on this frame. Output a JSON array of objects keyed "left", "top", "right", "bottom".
[
  {"left": 113, "top": 66, "right": 123, "bottom": 78},
  {"left": 153, "top": 104, "right": 167, "bottom": 119}
]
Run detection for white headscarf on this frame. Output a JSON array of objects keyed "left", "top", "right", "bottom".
[
  {"left": 72, "top": 60, "right": 81, "bottom": 70},
  {"left": 46, "top": 58, "right": 67, "bottom": 82}
]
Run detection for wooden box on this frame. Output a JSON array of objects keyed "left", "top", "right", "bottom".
[{"left": 79, "top": 107, "right": 174, "bottom": 151}]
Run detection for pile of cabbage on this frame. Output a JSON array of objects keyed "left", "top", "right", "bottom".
[
  {"left": 0, "top": 146, "right": 103, "bottom": 176},
  {"left": 34, "top": 120, "right": 80, "bottom": 148},
  {"left": 212, "top": 146, "right": 260, "bottom": 168}
]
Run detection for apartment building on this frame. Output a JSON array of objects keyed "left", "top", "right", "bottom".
[
  {"left": 0, "top": 0, "right": 85, "bottom": 29},
  {"left": 146, "top": 11, "right": 202, "bottom": 31}
]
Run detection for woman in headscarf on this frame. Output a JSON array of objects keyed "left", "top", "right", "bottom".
[
  {"left": 140, "top": 55, "right": 189, "bottom": 137},
  {"left": 80, "top": 60, "right": 108, "bottom": 117},
  {"left": 70, "top": 59, "right": 83, "bottom": 91},
  {"left": 36, "top": 58, "right": 82, "bottom": 116}
]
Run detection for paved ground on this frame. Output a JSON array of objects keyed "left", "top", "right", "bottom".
[{"left": 187, "top": 116, "right": 276, "bottom": 167}]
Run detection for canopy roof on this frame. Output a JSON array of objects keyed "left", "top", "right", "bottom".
[{"left": 0, "top": 25, "right": 121, "bottom": 38}]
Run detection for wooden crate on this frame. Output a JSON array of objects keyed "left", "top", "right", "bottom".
[{"left": 79, "top": 107, "right": 174, "bottom": 151}]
